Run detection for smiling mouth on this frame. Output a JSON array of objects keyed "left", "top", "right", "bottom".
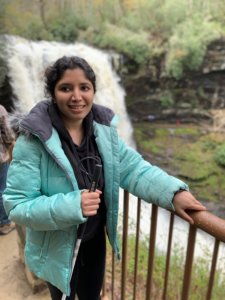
[{"left": 68, "top": 105, "right": 85, "bottom": 110}]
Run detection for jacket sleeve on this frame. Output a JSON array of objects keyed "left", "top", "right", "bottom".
[
  {"left": 3, "top": 135, "right": 86, "bottom": 231},
  {"left": 118, "top": 138, "right": 189, "bottom": 211}
]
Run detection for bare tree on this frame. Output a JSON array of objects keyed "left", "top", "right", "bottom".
[{"left": 39, "top": 0, "right": 47, "bottom": 28}]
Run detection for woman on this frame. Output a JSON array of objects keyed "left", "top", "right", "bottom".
[
  {"left": 0, "top": 104, "right": 15, "bottom": 235},
  {"left": 3, "top": 56, "right": 206, "bottom": 300}
]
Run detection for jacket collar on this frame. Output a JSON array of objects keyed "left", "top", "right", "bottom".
[
  {"left": 19, "top": 100, "right": 115, "bottom": 142},
  {"left": 20, "top": 100, "right": 52, "bottom": 142}
]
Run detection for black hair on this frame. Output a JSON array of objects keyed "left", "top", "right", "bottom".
[{"left": 44, "top": 56, "right": 96, "bottom": 99}]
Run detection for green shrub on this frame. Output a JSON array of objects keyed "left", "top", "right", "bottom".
[
  {"left": 48, "top": 13, "right": 88, "bottom": 42},
  {"left": 84, "top": 23, "right": 152, "bottom": 65},
  {"left": 202, "top": 140, "right": 217, "bottom": 151},
  {"left": 160, "top": 90, "right": 174, "bottom": 108},
  {"left": 0, "top": 0, "right": 9, "bottom": 34},
  {"left": 165, "top": 17, "right": 222, "bottom": 79},
  {"left": 214, "top": 144, "right": 225, "bottom": 167},
  {"left": 23, "top": 20, "right": 53, "bottom": 41}
]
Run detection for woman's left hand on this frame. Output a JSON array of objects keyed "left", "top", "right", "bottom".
[{"left": 173, "top": 191, "right": 207, "bottom": 224}]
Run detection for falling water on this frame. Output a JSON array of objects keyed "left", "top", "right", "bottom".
[{"left": 5, "top": 35, "right": 134, "bottom": 147}]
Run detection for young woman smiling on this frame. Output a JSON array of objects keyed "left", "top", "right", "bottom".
[{"left": 3, "top": 56, "right": 206, "bottom": 300}]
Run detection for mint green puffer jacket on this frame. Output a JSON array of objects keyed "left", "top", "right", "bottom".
[{"left": 3, "top": 101, "right": 188, "bottom": 295}]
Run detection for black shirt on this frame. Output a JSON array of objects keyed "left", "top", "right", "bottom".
[{"left": 48, "top": 102, "right": 106, "bottom": 241}]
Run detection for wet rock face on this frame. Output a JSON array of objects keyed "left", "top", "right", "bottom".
[
  {"left": 0, "top": 36, "right": 15, "bottom": 112},
  {"left": 118, "top": 38, "right": 225, "bottom": 123},
  {"left": 0, "top": 75, "right": 15, "bottom": 112},
  {"left": 202, "top": 39, "right": 225, "bottom": 74}
]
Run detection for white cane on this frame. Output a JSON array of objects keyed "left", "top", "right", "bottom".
[{"left": 61, "top": 164, "right": 102, "bottom": 300}]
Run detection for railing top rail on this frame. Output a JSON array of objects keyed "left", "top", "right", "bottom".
[{"left": 176, "top": 210, "right": 225, "bottom": 242}]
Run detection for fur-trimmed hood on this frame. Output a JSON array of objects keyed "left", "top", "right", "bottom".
[
  {"left": 9, "top": 100, "right": 115, "bottom": 142},
  {"left": 8, "top": 111, "right": 27, "bottom": 138}
]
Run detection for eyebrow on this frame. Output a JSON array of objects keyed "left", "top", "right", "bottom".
[{"left": 58, "top": 80, "right": 91, "bottom": 85}]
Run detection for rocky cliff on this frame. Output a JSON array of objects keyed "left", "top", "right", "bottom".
[{"left": 118, "top": 38, "right": 225, "bottom": 124}]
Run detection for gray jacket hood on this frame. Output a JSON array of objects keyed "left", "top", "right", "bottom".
[{"left": 9, "top": 100, "right": 115, "bottom": 142}]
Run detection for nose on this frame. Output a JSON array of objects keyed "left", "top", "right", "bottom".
[{"left": 71, "top": 88, "right": 82, "bottom": 101}]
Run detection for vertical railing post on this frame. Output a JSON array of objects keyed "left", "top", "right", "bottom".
[
  {"left": 102, "top": 228, "right": 107, "bottom": 299},
  {"left": 133, "top": 198, "right": 141, "bottom": 300},
  {"left": 146, "top": 204, "right": 158, "bottom": 300},
  {"left": 121, "top": 190, "right": 129, "bottom": 300},
  {"left": 206, "top": 239, "right": 220, "bottom": 300},
  {"left": 106, "top": 192, "right": 225, "bottom": 300},
  {"left": 163, "top": 213, "right": 174, "bottom": 300},
  {"left": 111, "top": 249, "right": 115, "bottom": 300},
  {"left": 102, "top": 268, "right": 106, "bottom": 298},
  {"left": 181, "top": 225, "right": 197, "bottom": 300}
]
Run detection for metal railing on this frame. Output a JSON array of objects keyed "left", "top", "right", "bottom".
[{"left": 102, "top": 190, "right": 225, "bottom": 300}]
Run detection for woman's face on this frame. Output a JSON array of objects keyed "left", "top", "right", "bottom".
[{"left": 54, "top": 68, "right": 95, "bottom": 127}]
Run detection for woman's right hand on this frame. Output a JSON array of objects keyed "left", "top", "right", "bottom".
[{"left": 81, "top": 190, "right": 102, "bottom": 217}]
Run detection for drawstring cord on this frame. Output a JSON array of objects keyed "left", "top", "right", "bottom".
[{"left": 78, "top": 155, "right": 101, "bottom": 182}]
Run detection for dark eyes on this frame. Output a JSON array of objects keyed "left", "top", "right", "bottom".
[
  {"left": 81, "top": 85, "right": 90, "bottom": 91},
  {"left": 79, "top": 84, "right": 92, "bottom": 92},
  {"left": 58, "top": 85, "right": 90, "bottom": 92},
  {"left": 60, "top": 86, "right": 71, "bottom": 92}
]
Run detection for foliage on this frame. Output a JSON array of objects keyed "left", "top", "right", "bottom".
[
  {"left": 23, "top": 20, "right": 53, "bottom": 41},
  {"left": 165, "top": 17, "right": 222, "bottom": 79},
  {"left": 48, "top": 17, "right": 78, "bottom": 42},
  {"left": 0, "top": 0, "right": 10, "bottom": 34},
  {"left": 47, "top": 13, "right": 88, "bottom": 42},
  {"left": 2, "top": 2, "right": 42, "bottom": 37},
  {"left": 133, "top": 122, "right": 225, "bottom": 203},
  {"left": 82, "top": 23, "right": 152, "bottom": 65},
  {"left": 214, "top": 143, "right": 225, "bottom": 167},
  {"left": 2, "top": 0, "right": 225, "bottom": 75},
  {"left": 159, "top": 90, "right": 174, "bottom": 108}
]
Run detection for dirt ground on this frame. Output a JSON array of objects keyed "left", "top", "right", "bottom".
[{"left": 0, "top": 229, "right": 51, "bottom": 300}]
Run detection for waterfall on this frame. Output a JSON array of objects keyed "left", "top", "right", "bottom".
[{"left": 5, "top": 35, "right": 134, "bottom": 147}]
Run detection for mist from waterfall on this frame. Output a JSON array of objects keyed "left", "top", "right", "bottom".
[{"left": 5, "top": 35, "right": 134, "bottom": 147}]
